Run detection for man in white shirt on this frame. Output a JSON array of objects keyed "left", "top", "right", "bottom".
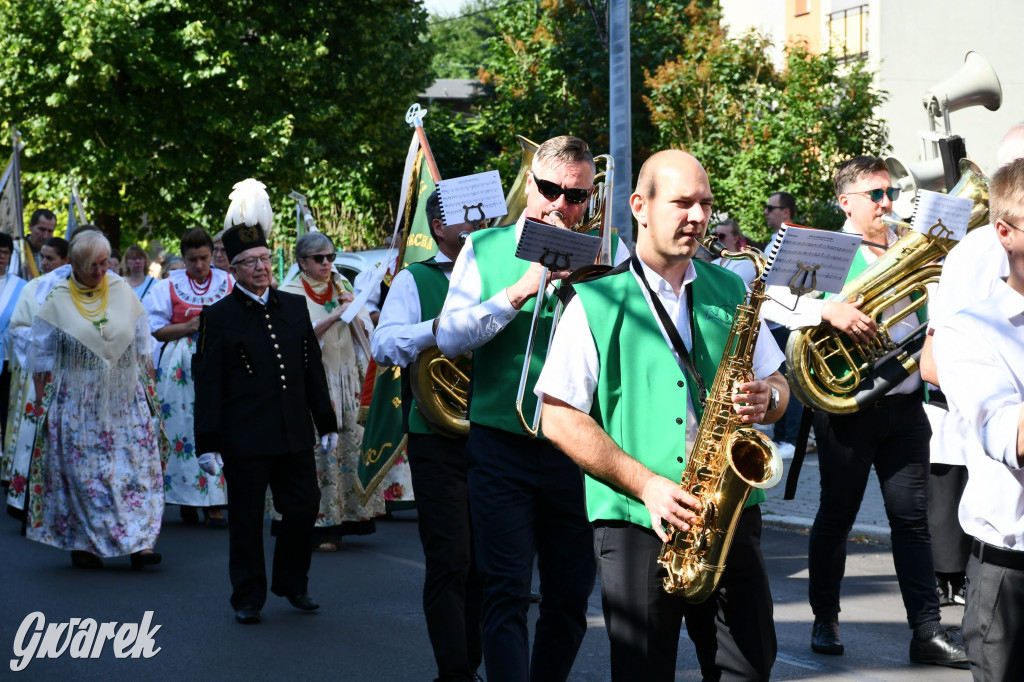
[
  {"left": 932, "top": 156, "right": 1024, "bottom": 681},
  {"left": 537, "top": 149, "right": 789, "bottom": 681},
  {"left": 766, "top": 157, "right": 965, "bottom": 666},
  {"left": 371, "top": 190, "right": 483, "bottom": 682},
  {"left": 436, "top": 135, "right": 625, "bottom": 682}
]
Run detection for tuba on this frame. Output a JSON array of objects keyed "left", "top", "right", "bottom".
[
  {"left": 786, "top": 159, "right": 989, "bottom": 414},
  {"left": 658, "top": 236, "right": 783, "bottom": 601},
  {"left": 409, "top": 348, "right": 471, "bottom": 438}
]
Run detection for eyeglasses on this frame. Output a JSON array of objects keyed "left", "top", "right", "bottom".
[
  {"left": 713, "top": 233, "right": 731, "bottom": 240},
  {"left": 848, "top": 187, "right": 900, "bottom": 203},
  {"left": 302, "top": 253, "right": 337, "bottom": 264},
  {"left": 1002, "top": 218, "right": 1024, "bottom": 233},
  {"left": 87, "top": 259, "right": 110, "bottom": 272},
  {"left": 765, "top": 204, "right": 784, "bottom": 211},
  {"left": 233, "top": 254, "right": 273, "bottom": 269},
  {"left": 531, "top": 173, "right": 591, "bottom": 205}
]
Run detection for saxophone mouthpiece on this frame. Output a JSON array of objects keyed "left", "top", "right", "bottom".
[{"left": 701, "top": 234, "right": 725, "bottom": 258}]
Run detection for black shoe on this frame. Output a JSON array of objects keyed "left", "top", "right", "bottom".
[
  {"left": 71, "top": 551, "right": 104, "bottom": 569},
  {"left": 286, "top": 592, "right": 320, "bottom": 611},
  {"left": 811, "top": 616, "right": 844, "bottom": 655},
  {"left": 130, "top": 550, "right": 162, "bottom": 570},
  {"left": 235, "top": 605, "right": 261, "bottom": 624},
  {"left": 180, "top": 506, "right": 200, "bottom": 525},
  {"left": 204, "top": 514, "right": 229, "bottom": 529},
  {"left": 909, "top": 624, "right": 968, "bottom": 668}
]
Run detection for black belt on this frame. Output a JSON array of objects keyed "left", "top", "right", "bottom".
[
  {"left": 869, "top": 387, "right": 924, "bottom": 410},
  {"left": 971, "top": 538, "right": 1024, "bottom": 571}
]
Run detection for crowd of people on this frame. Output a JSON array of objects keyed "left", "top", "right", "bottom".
[{"left": 1, "top": 127, "right": 1022, "bottom": 682}]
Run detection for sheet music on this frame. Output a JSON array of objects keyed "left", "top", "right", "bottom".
[
  {"left": 910, "top": 189, "right": 973, "bottom": 242},
  {"left": 437, "top": 170, "right": 506, "bottom": 226},
  {"left": 763, "top": 224, "right": 861, "bottom": 295},
  {"left": 515, "top": 218, "right": 601, "bottom": 271}
]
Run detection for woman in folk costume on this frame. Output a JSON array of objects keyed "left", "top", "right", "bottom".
[
  {"left": 4, "top": 242, "right": 71, "bottom": 516},
  {"left": 145, "top": 228, "right": 233, "bottom": 527},
  {"left": 27, "top": 230, "right": 164, "bottom": 569},
  {"left": 277, "top": 232, "right": 382, "bottom": 550}
]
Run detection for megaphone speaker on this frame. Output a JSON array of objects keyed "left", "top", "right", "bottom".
[
  {"left": 885, "top": 156, "right": 945, "bottom": 219},
  {"left": 923, "top": 51, "right": 1002, "bottom": 117}
]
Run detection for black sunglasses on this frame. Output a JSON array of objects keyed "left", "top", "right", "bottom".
[
  {"left": 304, "top": 253, "right": 337, "bottom": 264},
  {"left": 765, "top": 204, "right": 784, "bottom": 211},
  {"left": 849, "top": 187, "right": 900, "bottom": 203},
  {"left": 532, "top": 174, "right": 591, "bottom": 205}
]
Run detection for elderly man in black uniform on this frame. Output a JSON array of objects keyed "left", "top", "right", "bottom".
[{"left": 193, "top": 179, "right": 337, "bottom": 625}]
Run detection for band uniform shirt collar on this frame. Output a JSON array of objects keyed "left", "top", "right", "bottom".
[
  {"left": 235, "top": 282, "right": 271, "bottom": 306},
  {"left": 634, "top": 252, "right": 698, "bottom": 302},
  {"left": 994, "top": 277, "right": 1024, "bottom": 324}
]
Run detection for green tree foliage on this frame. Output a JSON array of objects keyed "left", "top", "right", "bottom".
[
  {"left": 429, "top": 0, "right": 496, "bottom": 80},
  {"left": 0, "top": 0, "right": 435, "bottom": 248},
  {"left": 645, "top": 13, "right": 888, "bottom": 238}
]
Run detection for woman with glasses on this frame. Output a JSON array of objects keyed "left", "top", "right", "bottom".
[
  {"left": 145, "top": 228, "right": 234, "bottom": 528},
  {"left": 278, "top": 232, "right": 382, "bottom": 550},
  {"left": 26, "top": 230, "right": 164, "bottom": 569},
  {"left": 123, "top": 245, "right": 156, "bottom": 301},
  {"left": 710, "top": 219, "right": 758, "bottom": 285}
]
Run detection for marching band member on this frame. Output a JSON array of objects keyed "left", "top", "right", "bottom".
[
  {"left": 436, "top": 135, "right": 625, "bottom": 681},
  {"left": 372, "top": 189, "right": 483, "bottom": 682},
  {"left": 192, "top": 179, "right": 336, "bottom": 625},
  {"left": 763, "top": 156, "right": 965, "bottom": 666},
  {"left": 538, "top": 150, "right": 787, "bottom": 681},
  {"left": 932, "top": 156, "right": 1024, "bottom": 681}
]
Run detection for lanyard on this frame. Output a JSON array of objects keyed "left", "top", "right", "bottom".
[{"left": 630, "top": 254, "right": 708, "bottom": 409}]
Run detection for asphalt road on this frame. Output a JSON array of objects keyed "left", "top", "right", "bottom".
[{"left": 0, "top": 506, "right": 971, "bottom": 681}]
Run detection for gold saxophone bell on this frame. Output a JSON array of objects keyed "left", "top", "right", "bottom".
[{"left": 786, "top": 158, "right": 989, "bottom": 414}]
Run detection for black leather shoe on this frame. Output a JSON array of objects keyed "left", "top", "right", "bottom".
[
  {"left": 909, "top": 626, "right": 968, "bottom": 668},
  {"left": 286, "top": 592, "right": 320, "bottom": 611},
  {"left": 130, "top": 550, "right": 162, "bottom": 570},
  {"left": 234, "top": 605, "right": 261, "bottom": 624},
  {"left": 71, "top": 551, "right": 104, "bottom": 569},
  {"left": 811, "top": 616, "right": 844, "bottom": 655}
]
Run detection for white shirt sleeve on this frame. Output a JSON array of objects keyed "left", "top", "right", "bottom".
[
  {"left": 534, "top": 297, "right": 599, "bottom": 412},
  {"left": 144, "top": 279, "right": 173, "bottom": 335},
  {"left": 761, "top": 285, "right": 826, "bottom": 329},
  {"left": 435, "top": 235, "right": 520, "bottom": 358},
  {"left": 371, "top": 268, "right": 436, "bottom": 368}
]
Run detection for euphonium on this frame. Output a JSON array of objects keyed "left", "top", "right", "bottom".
[
  {"left": 409, "top": 348, "right": 471, "bottom": 438},
  {"left": 658, "top": 236, "right": 783, "bottom": 601},
  {"left": 786, "top": 158, "right": 990, "bottom": 414}
]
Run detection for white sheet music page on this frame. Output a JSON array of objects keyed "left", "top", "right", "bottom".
[
  {"left": 437, "top": 170, "right": 507, "bottom": 226},
  {"left": 515, "top": 218, "right": 601, "bottom": 271},
  {"left": 763, "top": 224, "right": 862, "bottom": 295},
  {"left": 910, "top": 189, "right": 973, "bottom": 242}
]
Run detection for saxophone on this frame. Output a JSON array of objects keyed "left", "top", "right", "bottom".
[{"left": 657, "top": 236, "right": 784, "bottom": 602}]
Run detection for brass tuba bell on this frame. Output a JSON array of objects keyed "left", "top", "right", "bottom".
[
  {"left": 409, "top": 348, "right": 471, "bottom": 438},
  {"left": 785, "top": 159, "right": 989, "bottom": 414}
]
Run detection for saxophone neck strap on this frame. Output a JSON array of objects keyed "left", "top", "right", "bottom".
[{"left": 630, "top": 254, "right": 707, "bottom": 409}]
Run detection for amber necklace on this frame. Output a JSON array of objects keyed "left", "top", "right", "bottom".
[{"left": 68, "top": 276, "right": 110, "bottom": 337}]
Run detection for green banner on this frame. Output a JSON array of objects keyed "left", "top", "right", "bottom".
[
  {"left": 397, "top": 150, "right": 438, "bottom": 268},
  {"left": 357, "top": 361, "right": 406, "bottom": 505}
]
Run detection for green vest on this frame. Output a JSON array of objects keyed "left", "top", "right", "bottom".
[
  {"left": 575, "top": 260, "right": 764, "bottom": 528},
  {"left": 406, "top": 261, "right": 452, "bottom": 435},
  {"left": 471, "top": 225, "right": 559, "bottom": 436}
]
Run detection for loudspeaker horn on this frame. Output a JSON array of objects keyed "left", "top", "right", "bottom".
[
  {"left": 885, "top": 156, "right": 945, "bottom": 219},
  {"left": 923, "top": 51, "right": 1002, "bottom": 118}
]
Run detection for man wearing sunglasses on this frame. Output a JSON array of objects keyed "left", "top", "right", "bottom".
[
  {"left": 436, "top": 135, "right": 627, "bottom": 682},
  {"left": 372, "top": 189, "right": 485, "bottom": 682},
  {"left": 765, "top": 156, "right": 965, "bottom": 666}
]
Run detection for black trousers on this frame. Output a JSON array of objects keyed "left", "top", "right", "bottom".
[
  {"left": 594, "top": 507, "right": 776, "bottom": 682},
  {"left": 222, "top": 451, "right": 320, "bottom": 610},
  {"left": 928, "top": 463, "right": 970, "bottom": 574},
  {"left": 809, "top": 399, "right": 941, "bottom": 627},
  {"left": 407, "top": 432, "right": 483, "bottom": 680},
  {"left": 466, "top": 424, "right": 596, "bottom": 682}
]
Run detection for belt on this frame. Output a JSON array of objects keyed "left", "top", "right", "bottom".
[
  {"left": 869, "top": 387, "right": 924, "bottom": 410},
  {"left": 971, "top": 538, "right": 1024, "bottom": 571}
]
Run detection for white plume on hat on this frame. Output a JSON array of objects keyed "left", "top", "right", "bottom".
[{"left": 224, "top": 178, "right": 273, "bottom": 237}]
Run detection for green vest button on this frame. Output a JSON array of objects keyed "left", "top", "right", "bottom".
[
  {"left": 677, "top": 380, "right": 684, "bottom": 387},
  {"left": 675, "top": 417, "right": 683, "bottom": 425},
  {"left": 677, "top": 456, "right": 684, "bottom": 463}
]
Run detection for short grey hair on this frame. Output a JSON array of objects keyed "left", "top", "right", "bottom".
[
  {"left": 294, "top": 232, "right": 334, "bottom": 261},
  {"left": 69, "top": 230, "right": 111, "bottom": 273},
  {"left": 532, "top": 135, "right": 595, "bottom": 176}
]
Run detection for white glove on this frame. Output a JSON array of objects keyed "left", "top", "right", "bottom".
[
  {"left": 320, "top": 432, "right": 339, "bottom": 454},
  {"left": 198, "top": 452, "right": 223, "bottom": 476}
]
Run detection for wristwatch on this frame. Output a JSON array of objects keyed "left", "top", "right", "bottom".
[{"left": 767, "top": 386, "right": 780, "bottom": 413}]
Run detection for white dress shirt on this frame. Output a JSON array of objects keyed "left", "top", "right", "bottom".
[
  {"left": 535, "top": 255, "right": 784, "bottom": 455},
  {"left": 932, "top": 279, "right": 1024, "bottom": 550},
  {"left": 436, "top": 215, "right": 629, "bottom": 358},
  {"left": 372, "top": 252, "right": 452, "bottom": 368},
  {"left": 235, "top": 283, "right": 270, "bottom": 305},
  {"left": 762, "top": 221, "right": 920, "bottom": 396}
]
